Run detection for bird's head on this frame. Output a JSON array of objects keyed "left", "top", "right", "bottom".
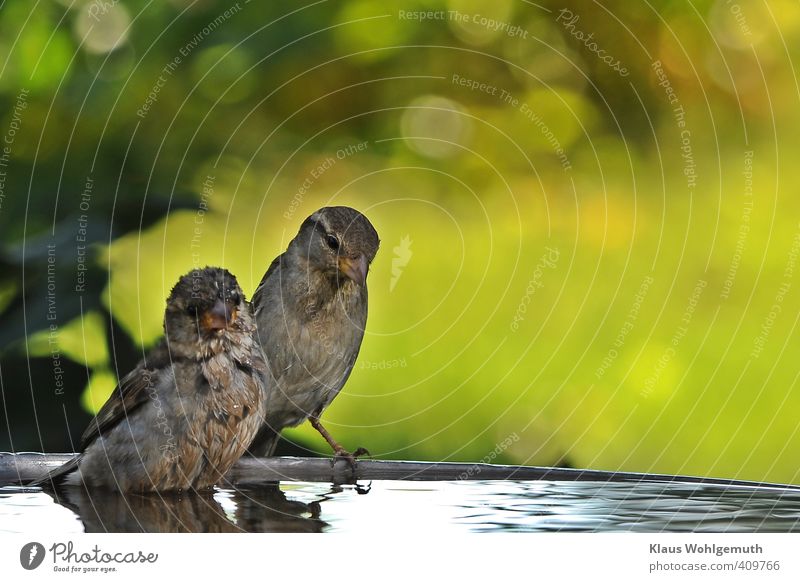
[
  {"left": 293, "top": 206, "right": 380, "bottom": 288},
  {"left": 164, "top": 267, "right": 249, "bottom": 347}
]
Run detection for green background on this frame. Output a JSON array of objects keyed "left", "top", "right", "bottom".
[{"left": 1, "top": 0, "right": 799, "bottom": 484}]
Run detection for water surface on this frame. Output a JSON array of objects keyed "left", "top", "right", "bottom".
[{"left": 2, "top": 480, "right": 799, "bottom": 533}]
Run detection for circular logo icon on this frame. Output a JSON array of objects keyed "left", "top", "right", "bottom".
[{"left": 19, "top": 542, "right": 45, "bottom": 570}]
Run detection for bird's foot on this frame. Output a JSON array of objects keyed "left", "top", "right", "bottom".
[
  {"left": 332, "top": 446, "right": 370, "bottom": 470},
  {"left": 309, "top": 414, "right": 370, "bottom": 471}
]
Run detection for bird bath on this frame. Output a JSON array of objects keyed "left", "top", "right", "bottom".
[{"left": 1, "top": 454, "right": 799, "bottom": 533}]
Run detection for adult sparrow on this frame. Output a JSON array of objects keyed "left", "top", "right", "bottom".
[
  {"left": 248, "top": 206, "right": 379, "bottom": 464},
  {"left": 35, "top": 267, "right": 268, "bottom": 492}
]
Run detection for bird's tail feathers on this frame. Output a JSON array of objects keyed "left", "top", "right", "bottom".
[{"left": 28, "top": 455, "right": 80, "bottom": 489}]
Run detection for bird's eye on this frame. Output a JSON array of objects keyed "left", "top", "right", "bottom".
[
  {"left": 326, "top": 234, "right": 340, "bottom": 251},
  {"left": 186, "top": 305, "right": 198, "bottom": 316}
]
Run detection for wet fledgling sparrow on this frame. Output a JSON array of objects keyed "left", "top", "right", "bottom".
[
  {"left": 35, "top": 267, "right": 268, "bottom": 492},
  {"left": 248, "top": 206, "right": 380, "bottom": 464}
]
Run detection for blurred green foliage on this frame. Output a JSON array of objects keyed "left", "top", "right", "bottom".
[{"left": 1, "top": 0, "right": 800, "bottom": 483}]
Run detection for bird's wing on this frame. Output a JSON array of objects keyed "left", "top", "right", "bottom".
[
  {"left": 31, "top": 343, "right": 172, "bottom": 487},
  {"left": 79, "top": 360, "right": 162, "bottom": 448},
  {"left": 252, "top": 253, "right": 283, "bottom": 313}
]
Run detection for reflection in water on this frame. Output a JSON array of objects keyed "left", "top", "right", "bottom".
[
  {"left": 48, "top": 487, "right": 241, "bottom": 533},
  {"left": 229, "top": 484, "right": 327, "bottom": 533},
  {"left": 5, "top": 483, "right": 329, "bottom": 533},
  {"left": 2, "top": 479, "right": 800, "bottom": 533}
]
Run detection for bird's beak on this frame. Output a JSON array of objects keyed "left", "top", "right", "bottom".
[
  {"left": 338, "top": 253, "right": 368, "bottom": 286},
  {"left": 201, "top": 299, "right": 237, "bottom": 332}
]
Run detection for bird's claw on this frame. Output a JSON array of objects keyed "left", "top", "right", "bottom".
[{"left": 332, "top": 446, "right": 370, "bottom": 470}]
